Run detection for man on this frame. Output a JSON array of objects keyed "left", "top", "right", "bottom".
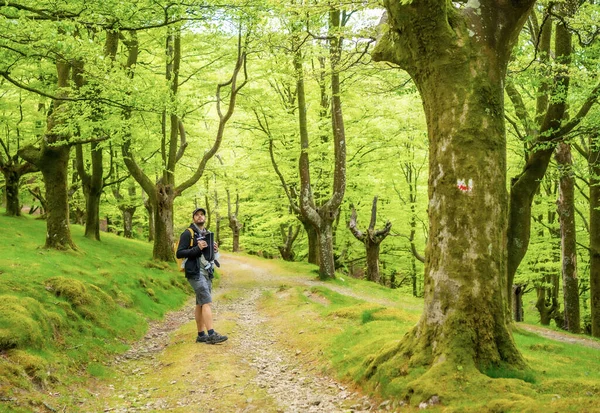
[{"left": 176, "top": 207, "right": 228, "bottom": 344}]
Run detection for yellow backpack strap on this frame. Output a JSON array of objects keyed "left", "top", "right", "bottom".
[{"left": 187, "top": 228, "right": 194, "bottom": 247}]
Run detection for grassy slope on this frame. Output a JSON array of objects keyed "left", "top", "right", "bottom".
[{"left": 0, "top": 212, "right": 189, "bottom": 410}]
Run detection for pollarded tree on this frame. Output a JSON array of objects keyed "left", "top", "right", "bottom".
[
  {"left": 366, "top": 0, "right": 534, "bottom": 397},
  {"left": 296, "top": 9, "right": 348, "bottom": 280},
  {"left": 348, "top": 196, "right": 392, "bottom": 283}
]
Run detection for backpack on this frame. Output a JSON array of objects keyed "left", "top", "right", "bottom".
[{"left": 174, "top": 228, "right": 194, "bottom": 272}]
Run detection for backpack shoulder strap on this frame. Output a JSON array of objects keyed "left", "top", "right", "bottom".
[{"left": 187, "top": 228, "right": 194, "bottom": 247}]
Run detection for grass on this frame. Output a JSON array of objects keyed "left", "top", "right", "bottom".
[{"left": 0, "top": 212, "right": 190, "bottom": 409}]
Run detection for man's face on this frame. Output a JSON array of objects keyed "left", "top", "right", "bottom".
[{"left": 193, "top": 211, "right": 206, "bottom": 226}]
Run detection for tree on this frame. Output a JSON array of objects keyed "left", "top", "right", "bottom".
[
  {"left": 121, "top": 27, "right": 248, "bottom": 261},
  {"left": 588, "top": 130, "right": 600, "bottom": 337},
  {"left": 0, "top": 91, "right": 39, "bottom": 216},
  {"left": 348, "top": 196, "right": 392, "bottom": 283},
  {"left": 556, "top": 142, "right": 581, "bottom": 332},
  {"left": 506, "top": 4, "right": 600, "bottom": 311},
  {"left": 296, "top": 9, "right": 348, "bottom": 280},
  {"left": 366, "top": 0, "right": 534, "bottom": 393},
  {"left": 18, "top": 60, "right": 77, "bottom": 249}
]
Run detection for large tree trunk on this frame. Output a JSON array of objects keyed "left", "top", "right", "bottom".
[
  {"left": 365, "top": 243, "right": 381, "bottom": 283},
  {"left": 18, "top": 60, "right": 75, "bottom": 250},
  {"left": 152, "top": 183, "right": 175, "bottom": 261},
  {"left": 589, "top": 133, "right": 600, "bottom": 337},
  {"left": 368, "top": 2, "right": 531, "bottom": 397},
  {"left": 316, "top": 220, "right": 335, "bottom": 279},
  {"left": 556, "top": 143, "right": 580, "bottom": 333},
  {"left": 40, "top": 146, "right": 74, "bottom": 249}
]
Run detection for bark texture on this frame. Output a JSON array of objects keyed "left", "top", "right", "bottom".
[{"left": 366, "top": 0, "right": 533, "bottom": 394}]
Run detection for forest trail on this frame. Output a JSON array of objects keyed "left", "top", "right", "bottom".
[
  {"left": 516, "top": 324, "right": 600, "bottom": 350},
  {"left": 79, "top": 253, "right": 391, "bottom": 413}
]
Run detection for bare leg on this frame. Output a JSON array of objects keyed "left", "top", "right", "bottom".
[
  {"left": 201, "top": 303, "right": 214, "bottom": 331},
  {"left": 195, "top": 304, "right": 205, "bottom": 333}
]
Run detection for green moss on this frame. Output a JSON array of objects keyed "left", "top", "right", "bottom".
[
  {"left": 44, "top": 277, "right": 94, "bottom": 306},
  {"left": 483, "top": 365, "right": 536, "bottom": 383},
  {"left": 0, "top": 296, "right": 62, "bottom": 350}
]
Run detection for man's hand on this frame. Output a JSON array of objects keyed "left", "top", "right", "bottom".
[
  {"left": 197, "top": 240, "right": 208, "bottom": 249},
  {"left": 213, "top": 242, "right": 219, "bottom": 252}
]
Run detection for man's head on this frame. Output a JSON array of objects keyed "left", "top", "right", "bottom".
[{"left": 192, "top": 208, "right": 206, "bottom": 226}]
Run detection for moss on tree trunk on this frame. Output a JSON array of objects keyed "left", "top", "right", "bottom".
[
  {"left": 152, "top": 183, "right": 175, "bottom": 261},
  {"left": 39, "top": 145, "right": 75, "bottom": 250}
]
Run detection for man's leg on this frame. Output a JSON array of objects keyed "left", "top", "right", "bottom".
[
  {"left": 201, "top": 303, "right": 214, "bottom": 331},
  {"left": 195, "top": 304, "right": 205, "bottom": 332}
]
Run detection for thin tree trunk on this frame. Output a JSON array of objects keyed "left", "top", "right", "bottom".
[
  {"left": 512, "top": 284, "right": 525, "bottom": 322},
  {"left": 3, "top": 168, "right": 21, "bottom": 216},
  {"left": 145, "top": 197, "right": 155, "bottom": 242},
  {"left": 590, "top": 132, "right": 600, "bottom": 337},
  {"left": 556, "top": 142, "right": 580, "bottom": 333}
]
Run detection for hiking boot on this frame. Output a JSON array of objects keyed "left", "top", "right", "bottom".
[
  {"left": 196, "top": 335, "right": 208, "bottom": 343},
  {"left": 206, "top": 332, "right": 228, "bottom": 344}
]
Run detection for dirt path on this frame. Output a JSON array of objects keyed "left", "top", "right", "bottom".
[
  {"left": 78, "top": 254, "right": 390, "bottom": 413},
  {"left": 516, "top": 324, "right": 600, "bottom": 349}
]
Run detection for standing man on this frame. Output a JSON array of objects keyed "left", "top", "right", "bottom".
[{"left": 176, "top": 207, "right": 228, "bottom": 344}]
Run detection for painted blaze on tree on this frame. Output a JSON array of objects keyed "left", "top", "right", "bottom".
[{"left": 365, "top": 0, "right": 535, "bottom": 400}]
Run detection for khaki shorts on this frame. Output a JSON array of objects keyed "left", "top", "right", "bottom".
[{"left": 187, "top": 273, "right": 212, "bottom": 305}]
